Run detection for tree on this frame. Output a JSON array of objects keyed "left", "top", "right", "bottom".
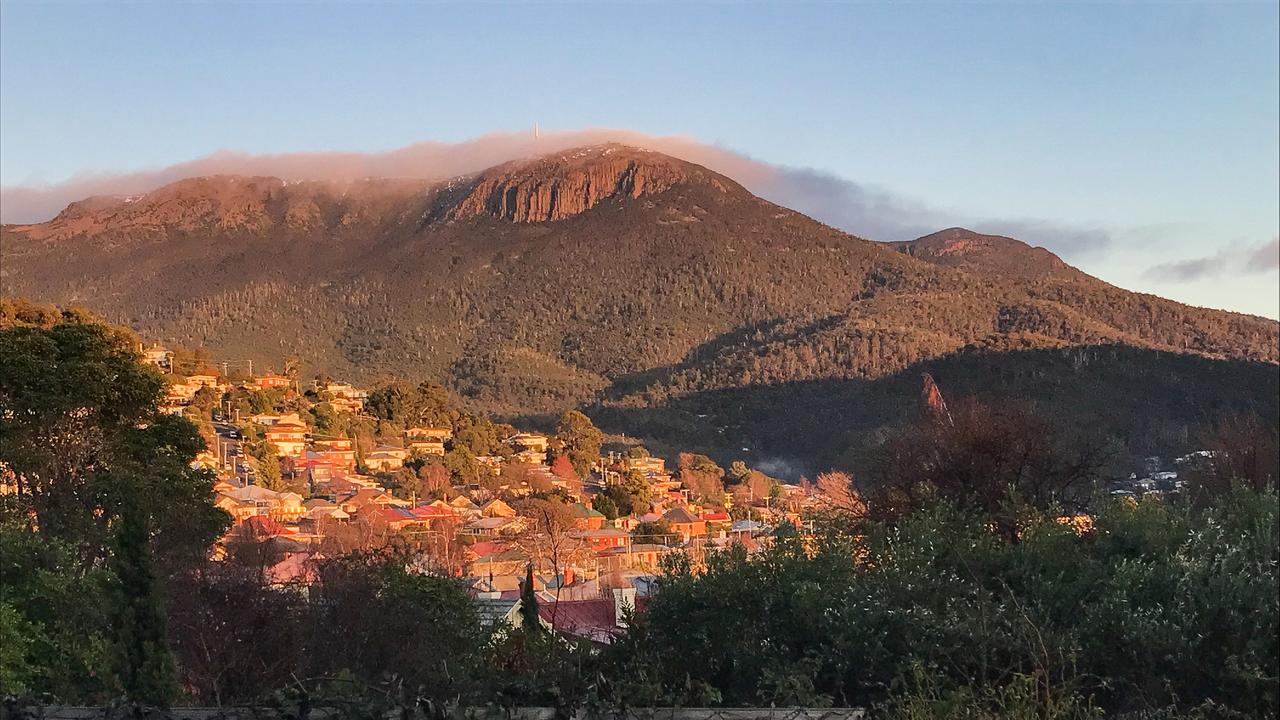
[
  {"left": 556, "top": 410, "right": 604, "bottom": 477},
  {"left": 679, "top": 453, "right": 726, "bottom": 506},
  {"left": 303, "top": 551, "right": 485, "bottom": 703},
  {"left": 0, "top": 308, "right": 228, "bottom": 567},
  {"left": 189, "top": 385, "right": 221, "bottom": 418},
  {"left": 255, "top": 454, "right": 286, "bottom": 492},
  {"left": 815, "top": 471, "right": 866, "bottom": 516},
  {"left": 550, "top": 455, "right": 578, "bottom": 481},
  {"left": 621, "top": 470, "right": 654, "bottom": 514},
  {"left": 519, "top": 563, "right": 542, "bottom": 634},
  {"left": 111, "top": 501, "right": 177, "bottom": 707},
  {"left": 632, "top": 520, "right": 676, "bottom": 546},
  {"left": 592, "top": 493, "right": 620, "bottom": 520},
  {"left": 863, "top": 399, "right": 1101, "bottom": 531},
  {"left": 444, "top": 445, "right": 481, "bottom": 485},
  {"left": 1185, "top": 412, "right": 1280, "bottom": 503}
]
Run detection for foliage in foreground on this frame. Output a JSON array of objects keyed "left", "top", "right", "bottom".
[
  {"left": 0, "top": 304, "right": 1276, "bottom": 717},
  {"left": 610, "top": 490, "right": 1278, "bottom": 716}
]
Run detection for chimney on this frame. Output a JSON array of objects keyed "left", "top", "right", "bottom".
[{"left": 612, "top": 586, "right": 637, "bottom": 628}]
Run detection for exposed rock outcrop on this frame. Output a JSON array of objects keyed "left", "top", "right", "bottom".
[{"left": 445, "top": 145, "right": 736, "bottom": 223}]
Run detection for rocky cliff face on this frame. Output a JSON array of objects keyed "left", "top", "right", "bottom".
[{"left": 445, "top": 144, "right": 739, "bottom": 222}]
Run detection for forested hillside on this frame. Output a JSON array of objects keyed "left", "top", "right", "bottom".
[{"left": 3, "top": 144, "right": 1276, "bottom": 468}]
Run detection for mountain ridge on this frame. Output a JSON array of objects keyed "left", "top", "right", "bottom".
[{"left": 3, "top": 144, "right": 1277, "bottom": 465}]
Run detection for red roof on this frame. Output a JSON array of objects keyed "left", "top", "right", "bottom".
[
  {"left": 467, "top": 540, "right": 512, "bottom": 560},
  {"left": 537, "top": 596, "right": 650, "bottom": 639},
  {"left": 702, "top": 512, "right": 731, "bottom": 522},
  {"left": 242, "top": 515, "right": 295, "bottom": 538},
  {"left": 411, "top": 504, "right": 457, "bottom": 520},
  {"left": 376, "top": 506, "right": 418, "bottom": 524}
]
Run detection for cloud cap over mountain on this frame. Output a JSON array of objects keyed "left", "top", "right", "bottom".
[{"left": 0, "top": 128, "right": 1103, "bottom": 258}]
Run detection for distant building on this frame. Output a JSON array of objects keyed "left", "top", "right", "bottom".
[
  {"left": 141, "top": 344, "right": 172, "bottom": 370},
  {"left": 254, "top": 374, "right": 292, "bottom": 390},
  {"left": 405, "top": 427, "right": 451, "bottom": 456},
  {"left": 264, "top": 418, "right": 308, "bottom": 458}
]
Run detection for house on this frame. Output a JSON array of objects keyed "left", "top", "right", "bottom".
[
  {"left": 571, "top": 503, "right": 607, "bottom": 530},
  {"left": 536, "top": 588, "right": 645, "bottom": 644},
  {"left": 250, "top": 412, "right": 306, "bottom": 427},
  {"left": 662, "top": 507, "right": 707, "bottom": 539},
  {"left": 405, "top": 427, "right": 451, "bottom": 456},
  {"left": 468, "top": 548, "right": 529, "bottom": 579},
  {"left": 702, "top": 511, "right": 732, "bottom": 531},
  {"left": 264, "top": 419, "right": 308, "bottom": 458},
  {"left": 215, "top": 485, "right": 305, "bottom": 523},
  {"left": 191, "top": 450, "right": 219, "bottom": 471},
  {"left": 266, "top": 551, "right": 318, "bottom": 585},
  {"left": 463, "top": 516, "right": 524, "bottom": 537},
  {"left": 609, "top": 515, "right": 637, "bottom": 532},
  {"left": 623, "top": 455, "right": 666, "bottom": 477},
  {"left": 322, "top": 382, "right": 368, "bottom": 413},
  {"left": 368, "top": 505, "right": 422, "bottom": 531},
  {"left": 480, "top": 498, "right": 517, "bottom": 518},
  {"left": 365, "top": 445, "right": 408, "bottom": 472},
  {"left": 597, "top": 543, "right": 669, "bottom": 573},
  {"left": 409, "top": 503, "right": 459, "bottom": 525},
  {"left": 508, "top": 432, "right": 549, "bottom": 453},
  {"left": 730, "top": 519, "right": 768, "bottom": 541},
  {"left": 164, "top": 382, "right": 200, "bottom": 403},
  {"left": 508, "top": 433, "right": 548, "bottom": 464},
  {"left": 141, "top": 344, "right": 172, "bottom": 370},
  {"left": 186, "top": 373, "right": 221, "bottom": 389},
  {"left": 254, "top": 374, "right": 292, "bottom": 390},
  {"left": 475, "top": 456, "right": 504, "bottom": 476},
  {"left": 301, "top": 499, "right": 349, "bottom": 522},
  {"left": 474, "top": 597, "right": 524, "bottom": 628},
  {"left": 572, "top": 527, "right": 631, "bottom": 552},
  {"left": 449, "top": 494, "right": 481, "bottom": 516},
  {"left": 312, "top": 437, "right": 356, "bottom": 471},
  {"left": 338, "top": 488, "right": 409, "bottom": 514}
]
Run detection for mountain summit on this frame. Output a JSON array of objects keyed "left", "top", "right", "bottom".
[
  {"left": 437, "top": 144, "right": 747, "bottom": 223},
  {"left": 893, "top": 227, "right": 1077, "bottom": 280}
]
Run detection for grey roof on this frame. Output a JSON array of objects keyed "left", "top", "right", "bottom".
[{"left": 475, "top": 597, "right": 520, "bottom": 626}]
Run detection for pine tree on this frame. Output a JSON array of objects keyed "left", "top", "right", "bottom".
[
  {"left": 519, "top": 563, "right": 542, "bottom": 634},
  {"left": 111, "top": 501, "right": 177, "bottom": 707}
]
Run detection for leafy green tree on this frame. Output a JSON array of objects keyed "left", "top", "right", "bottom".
[
  {"left": 304, "top": 552, "right": 485, "bottom": 703},
  {"left": 592, "top": 493, "right": 620, "bottom": 520},
  {"left": 556, "top": 409, "right": 604, "bottom": 477},
  {"left": 0, "top": 518, "right": 115, "bottom": 701},
  {"left": 0, "top": 309, "right": 228, "bottom": 567},
  {"left": 621, "top": 469, "right": 654, "bottom": 514},
  {"left": 0, "top": 308, "right": 227, "bottom": 702},
  {"left": 444, "top": 445, "right": 480, "bottom": 485},
  {"left": 632, "top": 520, "right": 676, "bottom": 546}
]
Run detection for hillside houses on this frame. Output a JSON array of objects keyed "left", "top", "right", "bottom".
[{"left": 143, "top": 345, "right": 807, "bottom": 609}]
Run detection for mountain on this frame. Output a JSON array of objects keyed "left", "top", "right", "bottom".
[
  {"left": 891, "top": 227, "right": 1078, "bottom": 281},
  {"left": 3, "top": 144, "right": 1277, "bottom": 470}
]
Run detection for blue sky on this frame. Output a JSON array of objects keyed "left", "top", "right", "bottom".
[{"left": 2, "top": 1, "right": 1277, "bottom": 317}]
